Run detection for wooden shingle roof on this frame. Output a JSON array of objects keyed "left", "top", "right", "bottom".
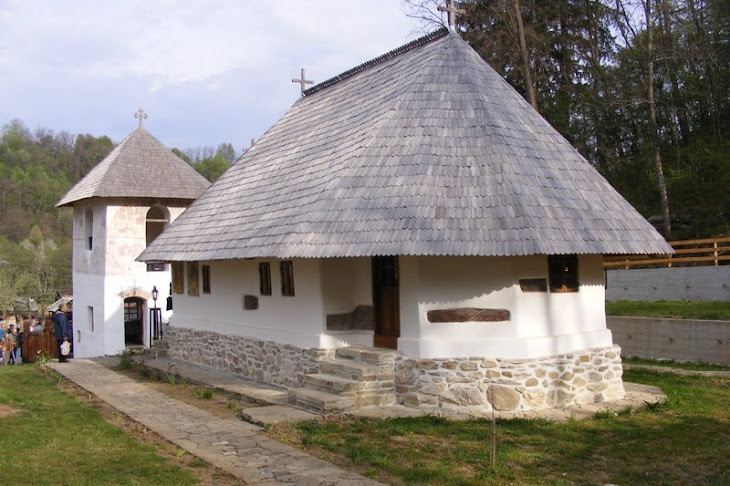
[
  {"left": 57, "top": 126, "right": 210, "bottom": 207},
  {"left": 139, "top": 29, "right": 671, "bottom": 262}
]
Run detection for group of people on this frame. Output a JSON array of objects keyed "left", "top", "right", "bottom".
[
  {"left": 0, "top": 314, "right": 32, "bottom": 365},
  {"left": 0, "top": 305, "right": 72, "bottom": 364}
]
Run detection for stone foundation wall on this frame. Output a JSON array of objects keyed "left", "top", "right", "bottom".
[
  {"left": 165, "top": 327, "right": 330, "bottom": 388},
  {"left": 165, "top": 327, "right": 624, "bottom": 411},
  {"left": 395, "top": 346, "right": 625, "bottom": 411}
]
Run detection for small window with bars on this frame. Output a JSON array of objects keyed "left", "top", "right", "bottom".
[
  {"left": 259, "top": 262, "right": 271, "bottom": 296},
  {"left": 280, "top": 261, "right": 295, "bottom": 296},
  {"left": 202, "top": 265, "right": 211, "bottom": 294}
]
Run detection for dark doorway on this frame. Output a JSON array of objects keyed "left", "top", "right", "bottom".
[
  {"left": 124, "top": 298, "right": 144, "bottom": 345},
  {"left": 372, "top": 256, "right": 400, "bottom": 349}
]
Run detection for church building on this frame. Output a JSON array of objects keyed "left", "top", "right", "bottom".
[
  {"left": 57, "top": 112, "right": 210, "bottom": 358},
  {"left": 139, "top": 28, "right": 671, "bottom": 413}
]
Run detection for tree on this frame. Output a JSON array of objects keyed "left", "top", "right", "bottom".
[{"left": 194, "top": 154, "right": 230, "bottom": 182}]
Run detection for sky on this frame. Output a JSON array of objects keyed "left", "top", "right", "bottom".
[{"left": 0, "top": 1, "right": 435, "bottom": 154}]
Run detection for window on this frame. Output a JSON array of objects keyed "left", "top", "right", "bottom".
[
  {"left": 124, "top": 300, "right": 141, "bottom": 321},
  {"left": 202, "top": 265, "right": 211, "bottom": 294},
  {"left": 259, "top": 262, "right": 271, "bottom": 296},
  {"left": 187, "top": 262, "right": 200, "bottom": 296},
  {"left": 88, "top": 306, "right": 94, "bottom": 333},
  {"left": 84, "top": 208, "right": 93, "bottom": 250},
  {"left": 172, "top": 262, "right": 184, "bottom": 294},
  {"left": 146, "top": 206, "right": 169, "bottom": 246},
  {"left": 146, "top": 262, "right": 166, "bottom": 272},
  {"left": 548, "top": 255, "right": 579, "bottom": 293},
  {"left": 280, "top": 261, "right": 295, "bottom": 296}
]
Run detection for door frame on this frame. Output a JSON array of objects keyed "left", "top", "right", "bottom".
[
  {"left": 123, "top": 297, "right": 145, "bottom": 346},
  {"left": 372, "top": 255, "right": 400, "bottom": 349}
]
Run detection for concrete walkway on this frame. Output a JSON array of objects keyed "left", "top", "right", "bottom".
[{"left": 49, "top": 359, "right": 383, "bottom": 486}]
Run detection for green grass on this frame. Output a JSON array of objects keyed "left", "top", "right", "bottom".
[
  {"left": 0, "top": 365, "right": 199, "bottom": 486},
  {"left": 623, "top": 356, "right": 730, "bottom": 372},
  {"left": 281, "top": 370, "right": 730, "bottom": 485},
  {"left": 606, "top": 300, "right": 730, "bottom": 320}
]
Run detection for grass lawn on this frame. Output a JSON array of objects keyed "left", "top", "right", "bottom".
[
  {"left": 269, "top": 369, "right": 730, "bottom": 485},
  {"left": 605, "top": 300, "right": 730, "bottom": 320},
  {"left": 0, "top": 364, "right": 207, "bottom": 486}
]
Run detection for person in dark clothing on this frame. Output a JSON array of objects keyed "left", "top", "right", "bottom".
[{"left": 53, "top": 304, "right": 72, "bottom": 362}]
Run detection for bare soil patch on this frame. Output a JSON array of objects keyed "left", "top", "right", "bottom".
[{"left": 0, "top": 403, "right": 19, "bottom": 418}]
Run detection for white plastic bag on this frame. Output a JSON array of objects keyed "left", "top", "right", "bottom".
[{"left": 60, "top": 341, "right": 71, "bottom": 356}]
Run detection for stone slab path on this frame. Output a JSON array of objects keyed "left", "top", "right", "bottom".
[{"left": 49, "top": 359, "right": 383, "bottom": 486}]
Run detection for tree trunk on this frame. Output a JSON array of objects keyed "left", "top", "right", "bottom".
[
  {"left": 645, "top": 0, "right": 672, "bottom": 238},
  {"left": 512, "top": 0, "right": 538, "bottom": 110}
]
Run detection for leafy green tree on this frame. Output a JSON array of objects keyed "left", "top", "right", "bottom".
[{"left": 194, "top": 154, "right": 230, "bottom": 182}]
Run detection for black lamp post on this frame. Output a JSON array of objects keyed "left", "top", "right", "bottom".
[{"left": 150, "top": 285, "right": 161, "bottom": 345}]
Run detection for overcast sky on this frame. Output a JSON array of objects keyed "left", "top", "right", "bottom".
[{"left": 0, "top": 1, "right": 435, "bottom": 154}]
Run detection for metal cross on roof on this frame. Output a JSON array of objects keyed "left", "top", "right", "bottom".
[
  {"left": 292, "top": 68, "right": 314, "bottom": 95},
  {"left": 134, "top": 108, "right": 148, "bottom": 127},
  {"left": 438, "top": 0, "right": 465, "bottom": 31}
]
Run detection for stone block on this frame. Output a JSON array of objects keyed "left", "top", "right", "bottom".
[
  {"left": 522, "top": 390, "right": 545, "bottom": 408},
  {"left": 525, "top": 377, "right": 538, "bottom": 387},
  {"left": 421, "top": 383, "right": 448, "bottom": 396},
  {"left": 442, "top": 386, "right": 486, "bottom": 406},
  {"left": 487, "top": 385, "right": 520, "bottom": 411},
  {"left": 459, "top": 361, "right": 479, "bottom": 371},
  {"left": 546, "top": 389, "right": 574, "bottom": 407},
  {"left": 481, "top": 359, "right": 498, "bottom": 368},
  {"left": 417, "top": 359, "right": 438, "bottom": 370},
  {"left": 535, "top": 368, "right": 547, "bottom": 378}
]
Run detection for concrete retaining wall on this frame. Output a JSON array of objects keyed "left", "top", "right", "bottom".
[
  {"left": 608, "top": 316, "right": 730, "bottom": 364},
  {"left": 605, "top": 266, "right": 730, "bottom": 301}
]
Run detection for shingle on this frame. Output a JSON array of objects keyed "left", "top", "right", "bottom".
[
  {"left": 138, "top": 28, "right": 672, "bottom": 262},
  {"left": 57, "top": 126, "right": 210, "bottom": 207}
]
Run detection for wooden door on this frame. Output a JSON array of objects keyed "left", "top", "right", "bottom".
[
  {"left": 123, "top": 298, "right": 144, "bottom": 345},
  {"left": 372, "top": 256, "right": 400, "bottom": 349}
]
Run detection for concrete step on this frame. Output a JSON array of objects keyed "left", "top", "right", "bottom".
[
  {"left": 335, "top": 346, "right": 398, "bottom": 365},
  {"left": 303, "top": 373, "right": 366, "bottom": 396},
  {"left": 288, "top": 388, "right": 356, "bottom": 413}
]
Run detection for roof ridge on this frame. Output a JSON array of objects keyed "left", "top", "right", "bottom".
[{"left": 303, "top": 27, "right": 449, "bottom": 97}]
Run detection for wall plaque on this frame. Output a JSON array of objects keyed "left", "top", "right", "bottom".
[
  {"left": 427, "top": 308, "right": 510, "bottom": 323},
  {"left": 243, "top": 294, "right": 259, "bottom": 310}
]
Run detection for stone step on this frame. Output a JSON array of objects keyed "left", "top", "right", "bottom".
[
  {"left": 303, "top": 373, "right": 365, "bottom": 396},
  {"left": 288, "top": 388, "right": 356, "bottom": 413},
  {"left": 335, "top": 346, "right": 398, "bottom": 365},
  {"left": 318, "top": 357, "right": 393, "bottom": 381}
]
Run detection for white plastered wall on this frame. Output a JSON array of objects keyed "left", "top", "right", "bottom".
[
  {"left": 320, "top": 257, "right": 373, "bottom": 347},
  {"left": 398, "top": 255, "right": 611, "bottom": 359},
  {"left": 173, "top": 259, "right": 332, "bottom": 348},
  {"left": 72, "top": 200, "right": 184, "bottom": 358}
]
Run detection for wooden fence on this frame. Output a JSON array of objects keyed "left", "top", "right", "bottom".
[
  {"left": 604, "top": 236, "right": 730, "bottom": 270},
  {"left": 20, "top": 316, "right": 59, "bottom": 363}
]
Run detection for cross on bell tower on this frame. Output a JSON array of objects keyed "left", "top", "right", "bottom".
[
  {"left": 134, "top": 108, "right": 148, "bottom": 127},
  {"left": 438, "top": 0, "right": 465, "bottom": 31},
  {"left": 292, "top": 68, "right": 314, "bottom": 95}
]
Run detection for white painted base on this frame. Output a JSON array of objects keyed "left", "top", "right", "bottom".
[{"left": 399, "top": 329, "right": 614, "bottom": 360}]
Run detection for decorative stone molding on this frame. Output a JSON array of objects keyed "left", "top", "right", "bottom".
[
  {"left": 426, "top": 308, "right": 510, "bottom": 323},
  {"left": 119, "top": 288, "right": 152, "bottom": 300},
  {"left": 326, "top": 305, "right": 375, "bottom": 330}
]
